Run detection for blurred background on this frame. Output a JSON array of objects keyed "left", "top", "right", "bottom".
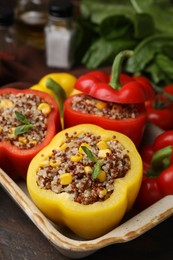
[{"left": 1, "top": 0, "right": 173, "bottom": 87}]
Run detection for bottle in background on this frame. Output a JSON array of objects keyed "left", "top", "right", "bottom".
[
  {"left": 45, "top": 0, "right": 76, "bottom": 69},
  {"left": 15, "top": 0, "right": 48, "bottom": 49},
  {"left": 0, "top": 7, "right": 16, "bottom": 60}
]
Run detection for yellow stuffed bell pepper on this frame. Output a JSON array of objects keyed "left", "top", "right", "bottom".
[
  {"left": 27, "top": 124, "right": 142, "bottom": 239},
  {"left": 31, "top": 72, "right": 77, "bottom": 97}
]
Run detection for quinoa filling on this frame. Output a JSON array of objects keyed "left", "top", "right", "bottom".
[
  {"left": 36, "top": 131, "right": 131, "bottom": 205},
  {"left": 71, "top": 94, "right": 139, "bottom": 119},
  {"left": 0, "top": 93, "right": 51, "bottom": 149}
]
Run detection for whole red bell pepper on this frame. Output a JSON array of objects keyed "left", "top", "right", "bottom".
[
  {"left": 75, "top": 50, "right": 154, "bottom": 104},
  {"left": 64, "top": 50, "right": 154, "bottom": 147},
  {"left": 136, "top": 131, "right": 173, "bottom": 210},
  {"left": 0, "top": 87, "right": 61, "bottom": 179},
  {"left": 145, "top": 85, "right": 173, "bottom": 130}
]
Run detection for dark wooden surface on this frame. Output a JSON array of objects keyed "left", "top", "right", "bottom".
[{"left": 1, "top": 185, "right": 173, "bottom": 260}]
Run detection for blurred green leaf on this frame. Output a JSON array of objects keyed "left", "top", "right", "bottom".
[
  {"left": 131, "top": 0, "right": 173, "bottom": 34},
  {"left": 126, "top": 34, "right": 173, "bottom": 73},
  {"left": 156, "top": 54, "right": 173, "bottom": 81},
  {"left": 80, "top": 0, "right": 135, "bottom": 24},
  {"left": 100, "top": 15, "right": 134, "bottom": 41},
  {"left": 82, "top": 38, "right": 137, "bottom": 69},
  {"left": 133, "top": 13, "right": 155, "bottom": 39}
]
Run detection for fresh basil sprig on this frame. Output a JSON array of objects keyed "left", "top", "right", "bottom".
[
  {"left": 14, "top": 111, "right": 33, "bottom": 135},
  {"left": 81, "top": 146, "right": 103, "bottom": 179}
]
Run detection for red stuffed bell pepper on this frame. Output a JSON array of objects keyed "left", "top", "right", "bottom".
[
  {"left": 64, "top": 50, "right": 154, "bottom": 147},
  {"left": 0, "top": 87, "right": 61, "bottom": 179},
  {"left": 136, "top": 130, "right": 173, "bottom": 210},
  {"left": 145, "top": 85, "right": 173, "bottom": 130}
]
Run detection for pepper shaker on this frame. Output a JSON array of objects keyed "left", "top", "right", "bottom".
[{"left": 44, "top": 0, "right": 76, "bottom": 69}]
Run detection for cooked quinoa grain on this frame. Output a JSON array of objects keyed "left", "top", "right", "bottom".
[
  {"left": 0, "top": 93, "right": 51, "bottom": 149},
  {"left": 36, "top": 131, "right": 131, "bottom": 205},
  {"left": 71, "top": 94, "right": 139, "bottom": 119}
]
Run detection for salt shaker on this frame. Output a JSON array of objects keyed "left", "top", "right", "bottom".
[{"left": 45, "top": 0, "right": 76, "bottom": 69}]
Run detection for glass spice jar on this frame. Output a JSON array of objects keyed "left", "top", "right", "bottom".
[
  {"left": 44, "top": 0, "right": 76, "bottom": 69},
  {"left": 15, "top": 0, "right": 48, "bottom": 49}
]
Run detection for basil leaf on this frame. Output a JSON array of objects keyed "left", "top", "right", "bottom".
[
  {"left": 14, "top": 124, "right": 33, "bottom": 135},
  {"left": 156, "top": 54, "right": 173, "bottom": 81},
  {"left": 100, "top": 15, "right": 133, "bottom": 41},
  {"left": 81, "top": 0, "right": 135, "bottom": 24},
  {"left": 15, "top": 111, "right": 30, "bottom": 125},
  {"left": 92, "top": 160, "right": 102, "bottom": 179},
  {"left": 131, "top": 0, "right": 173, "bottom": 35},
  {"left": 133, "top": 13, "right": 155, "bottom": 39},
  {"left": 126, "top": 34, "right": 173, "bottom": 73},
  {"left": 81, "top": 146, "right": 97, "bottom": 163},
  {"left": 81, "top": 146, "right": 103, "bottom": 179},
  {"left": 82, "top": 38, "right": 136, "bottom": 69}
]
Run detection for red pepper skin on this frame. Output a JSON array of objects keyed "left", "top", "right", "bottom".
[
  {"left": 134, "top": 75, "right": 155, "bottom": 100},
  {"left": 145, "top": 85, "right": 173, "bottom": 131},
  {"left": 153, "top": 130, "right": 173, "bottom": 151},
  {"left": 64, "top": 94, "right": 147, "bottom": 147},
  {"left": 75, "top": 73, "right": 150, "bottom": 104},
  {"left": 0, "top": 88, "right": 61, "bottom": 179},
  {"left": 136, "top": 131, "right": 173, "bottom": 210},
  {"left": 136, "top": 178, "right": 163, "bottom": 210},
  {"left": 138, "top": 164, "right": 173, "bottom": 210},
  {"left": 157, "top": 165, "right": 173, "bottom": 196},
  {"left": 86, "top": 70, "right": 133, "bottom": 85}
]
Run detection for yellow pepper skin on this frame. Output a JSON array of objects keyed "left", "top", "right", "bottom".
[
  {"left": 27, "top": 124, "right": 142, "bottom": 239},
  {"left": 31, "top": 72, "right": 77, "bottom": 97}
]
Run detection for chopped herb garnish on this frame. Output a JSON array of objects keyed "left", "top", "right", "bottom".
[
  {"left": 14, "top": 111, "right": 33, "bottom": 135},
  {"left": 81, "top": 146, "right": 103, "bottom": 179}
]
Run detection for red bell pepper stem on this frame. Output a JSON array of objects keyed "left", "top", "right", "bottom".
[
  {"left": 109, "top": 50, "right": 134, "bottom": 90},
  {"left": 46, "top": 77, "right": 66, "bottom": 117},
  {"left": 146, "top": 145, "right": 172, "bottom": 178},
  {"left": 153, "top": 84, "right": 173, "bottom": 102}
]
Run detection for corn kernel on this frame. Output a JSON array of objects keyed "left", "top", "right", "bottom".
[
  {"left": 98, "top": 149, "right": 111, "bottom": 158},
  {"left": 37, "top": 103, "right": 51, "bottom": 115},
  {"left": 60, "top": 173, "right": 72, "bottom": 185},
  {"left": 97, "top": 170, "right": 106, "bottom": 182},
  {"left": 95, "top": 101, "right": 107, "bottom": 109},
  {"left": 98, "top": 188, "right": 107, "bottom": 198},
  {"left": 59, "top": 143, "right": 67, "bottom": 151},
  {"left": 11, "top": 127, "right": 16, "bottom": 134},
  {"left": 78, "top": 142, "right": 91, "bottom": 153},
  {"left": 70, "top": 153, "right": 83, "bottom": 162},
  {"left": 49, "top": 159, "right": 61, "bottom": 167},
  {"left": 8, "top": 127, "right": 16, "bottom": 138},
  {"left": 0, "top": 99, "right": 13, "bottom": 108},
  {"left": 84, "top": 166, "right": 92, "bottom": 175},
  {"left": 18, "top": 136, "right": 27, "bottom": 144},
  {"left": 97, "top": 141, "right": 108, "bottom": 150},
  {"left": 39, "top": 160, "right": 49, "bottom": 167},
  {"left": 29, "top": 140, "right": 38, "bottom": 146}
]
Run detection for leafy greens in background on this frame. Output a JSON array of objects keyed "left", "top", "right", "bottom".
[{"left": 75, "top": 0, "right": 173, "bottom": 86}]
